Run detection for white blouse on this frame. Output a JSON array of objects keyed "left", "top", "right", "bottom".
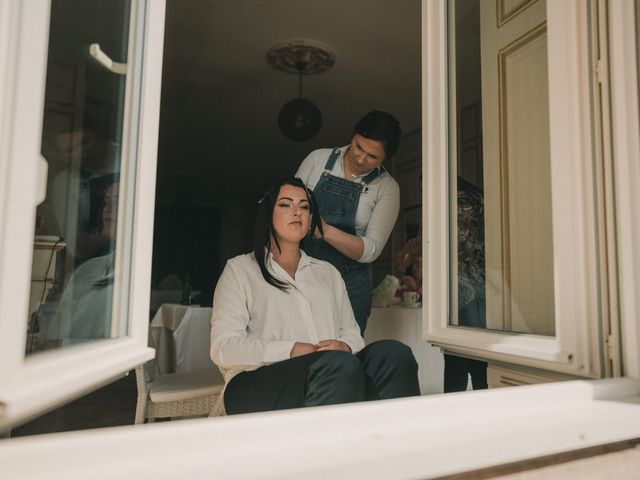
[
  {"left": 295, "top": 146, "right": 400, "bottom": 263},
  {"left": 210, "top": 250, "right": 365, "bottom": 382}
]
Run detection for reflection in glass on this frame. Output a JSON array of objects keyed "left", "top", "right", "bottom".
[
  {"left": 448, "top": 0, "right": 555, "bottom": 336},
  {"left": 27, "top": 0, "right": 131, "bottom": 354}
]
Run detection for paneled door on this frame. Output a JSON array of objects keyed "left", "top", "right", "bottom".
[{"left": 479, "top": 0, "right": 554, "bottom": 335}]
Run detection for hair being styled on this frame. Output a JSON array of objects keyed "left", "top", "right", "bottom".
[
  {"left": 354, "top": 110, "right": 402, "bottom": 159},
  {"left": 253, "top": 177, "right": 323, "bottom": 292}
]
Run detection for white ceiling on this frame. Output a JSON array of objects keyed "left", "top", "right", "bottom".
[{"left": 155, "top": 0, "right": 422, "bottom": 205}]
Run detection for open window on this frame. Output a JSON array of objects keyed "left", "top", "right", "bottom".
[
  {"left": 423, "top": 0, "right": 607, "bottom": 377},
  {"left": 0, "top": 0, "right": 166, "bottom": 430}
]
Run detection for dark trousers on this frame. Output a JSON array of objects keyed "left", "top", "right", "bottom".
[
  {"left": 341, "top": 264, "right": 372, "bottom": 335},
  {"left": 443, "top": 354, "right": 487, "bottom": 392},
  {"left": 224, "top": 340, "right": 420, "bottom": 414},
  {"left": 443, "top": 296, "right": 488, "bottom": 392}
]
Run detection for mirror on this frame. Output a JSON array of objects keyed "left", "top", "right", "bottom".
[{"left": 448, "top": 0, "right": 555, "bottom": 336}]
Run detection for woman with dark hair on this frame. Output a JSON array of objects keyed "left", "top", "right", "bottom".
[
  {"left": 210, "top": 177, "right": 419, "bottom": 414},
  {"left": 296, "top": 110, "right": 402, "bottom": 333},
  {"left": 37, "top": 181, "right": 119, "bottom": 349}
]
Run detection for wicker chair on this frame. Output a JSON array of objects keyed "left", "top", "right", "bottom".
[{"left": 134, "top": 361, "right": 225, "bottom": 423}]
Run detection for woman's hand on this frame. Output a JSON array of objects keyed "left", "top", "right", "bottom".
[
  {"left": 315, "top": 221, "right": 365, "bottom": 261},
  {"left": 312, "top": 218, "right": 328, "bottom": 238},
  {"left": 290, "top": 342, "right": 318, "bottom": 358},
  {"left": 316, "top": 339, "right": 351, "bottom": 352}
]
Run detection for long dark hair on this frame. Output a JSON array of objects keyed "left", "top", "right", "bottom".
[{"left": 253, "top": 177, "right": 323, "bottom": 292}]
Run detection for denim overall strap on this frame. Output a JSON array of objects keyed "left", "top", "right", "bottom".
[
  {"left": 362, "top": 165, "right": 385, "bottom": 185},
  {"left": 301, "top": 148, "right": 379, "bottom": 333},
  {"left": 323, "top": 148, "right": 341, "bottom": 170}
]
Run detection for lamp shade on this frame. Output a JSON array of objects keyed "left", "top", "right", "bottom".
[{"left": 277, "top": 97, "right": 322, "bottom": 142}]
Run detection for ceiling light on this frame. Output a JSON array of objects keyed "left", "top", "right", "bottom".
[{"left": 266, "top": 40, "right": 335, "bottom": 142}]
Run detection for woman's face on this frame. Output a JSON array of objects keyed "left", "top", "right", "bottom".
[
  {"left": 347, "top": 134, "right": 386, "bottom": 176},
  {"left": 271, "top": 184, "right": 311, "bottom": 245},
  {"left": 101, "top": 183, "right": 119, "bottom": 239}
]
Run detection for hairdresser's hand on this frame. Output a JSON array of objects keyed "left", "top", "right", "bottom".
[
  {"left": 316, "top": 339, "right": 351, "bottom": 353},
  {"left": 312, "top": 218, "right": 329, "bottom": 239},
  {"left": 290, "top": 342, "right": 318, "bottom": 358}
]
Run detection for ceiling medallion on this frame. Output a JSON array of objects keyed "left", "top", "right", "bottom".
[
  {"left": 266, "top": 40, "right": 335, "bottom": 75},
  {"left": 266, "top": 40, "right": 335, "bottom": 142}
]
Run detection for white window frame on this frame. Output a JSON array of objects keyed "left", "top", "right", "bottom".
[
  {"left": 423, "top": 0, "right": 604, "bottom": 377},
  {"left": 608, "top": 0, "right": 640, "bottom": 380},
  {"left": 0, "top": 0, "right": 166, "bottom": 430}
]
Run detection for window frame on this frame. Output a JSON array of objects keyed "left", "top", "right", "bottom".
[
  {"left": 423, "top": 0, "right": 604, "bottom": 377},
  {"left": 608, "top": 0, "right": 640, "bottom": 379},
  {"left": 0, "top": 0, "right": 166, "bottom": 430}
]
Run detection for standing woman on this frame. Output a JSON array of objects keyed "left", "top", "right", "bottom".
[{"left": 296, "top": 111, "right": 402, "bottom": 333}]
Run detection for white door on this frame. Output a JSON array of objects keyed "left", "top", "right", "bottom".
[{"left": 480, "top": 0, "right": 554, "bottom": 335}]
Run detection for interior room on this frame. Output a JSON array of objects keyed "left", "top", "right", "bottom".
[
  {"left": 15, "top": 0, "right": 426, "bottom": 435},
  {"left": 149, "top": 0, "right": 422, "bottom": 306}
]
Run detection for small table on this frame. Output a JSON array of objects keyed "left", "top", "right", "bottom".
[
  {"left": 149, "top": 304, "right": 218, "bottom": 376},
  {"left": 365, "top": 306, "right": 443, "bottom": 395}
]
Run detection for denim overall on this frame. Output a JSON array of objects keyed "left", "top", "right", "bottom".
[{"left": 302, "top": 148, "right": 383, "bottom": 334}]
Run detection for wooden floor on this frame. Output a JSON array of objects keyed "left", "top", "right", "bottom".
[{"left": 12, "top": 371, "right": 138, "bottom": 437}]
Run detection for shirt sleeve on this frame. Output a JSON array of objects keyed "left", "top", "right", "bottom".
[
  {"left": 210, "top": 262, "right": 295, "bottom": 370},
  {"left": 359, "top": 177, "right": 400, "bottom": 263},
  {"left": 295, "top": 150, "right": 316, "bottom": 185}
]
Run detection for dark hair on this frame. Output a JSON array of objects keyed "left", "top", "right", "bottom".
[
  {"left": 253, "top": 177, "right": 323, "bottom": 292},
  {"left": 95, "top": 173, "right": 119, "bottom": 232},
  {"left": 354, "top": 110, "right": 402, "bottom": 159}
]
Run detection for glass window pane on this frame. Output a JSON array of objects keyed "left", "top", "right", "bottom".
[
  {"left": 448, "top": 0, "right": 555, "bottom": 336},
  {"left": 27, "top": 0, "right": 132, "bottom": 354}
]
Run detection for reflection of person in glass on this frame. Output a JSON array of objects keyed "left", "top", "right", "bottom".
[
  {"left": 296, "top": 111, "right": 402, "bottom": 334},
  {"left": 38, "top": 181, "right": 118, "bottom": 347},
  {"left": 46, "top": 123, "right": 119, "bottom": 265},
  {"left": 444, "top": 176, "right": 487, "bottom": 392},
  {"left": 210, "top": 178, "right": 419, "bottom": 414}
]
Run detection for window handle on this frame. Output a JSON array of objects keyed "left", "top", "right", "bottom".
[
  {"left": 88, "top": 43, "right": 127, "bottom": 75},
  {"left": 36, "top": 154, "right": 48, "bottom": 205}
]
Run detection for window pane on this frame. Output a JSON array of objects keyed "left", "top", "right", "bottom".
[
  {"left": 448, "top": 0, "right": 555, "bottom": 336},
  {"left": 27, "top": 0, "right": 132, "bottom": 354}
]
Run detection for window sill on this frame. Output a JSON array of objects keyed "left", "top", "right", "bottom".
[{"left": 1, "top": 378, "right": 639, "bottom": 479}]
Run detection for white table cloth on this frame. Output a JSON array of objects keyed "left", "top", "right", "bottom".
[
  {"left": 149, "top": 304, "right": 219, "bottom": 377},
  {"left": 365, "top": 306, "right": 444, "bottom": 395}
]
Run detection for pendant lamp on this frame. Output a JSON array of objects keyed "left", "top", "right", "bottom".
[{"left": 266, "top": 40, "right": 335, "bottom": 142}]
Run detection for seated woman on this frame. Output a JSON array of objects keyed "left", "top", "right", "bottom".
[{"left": 210, "top": 177, "right": 420, "bottom": 414}]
